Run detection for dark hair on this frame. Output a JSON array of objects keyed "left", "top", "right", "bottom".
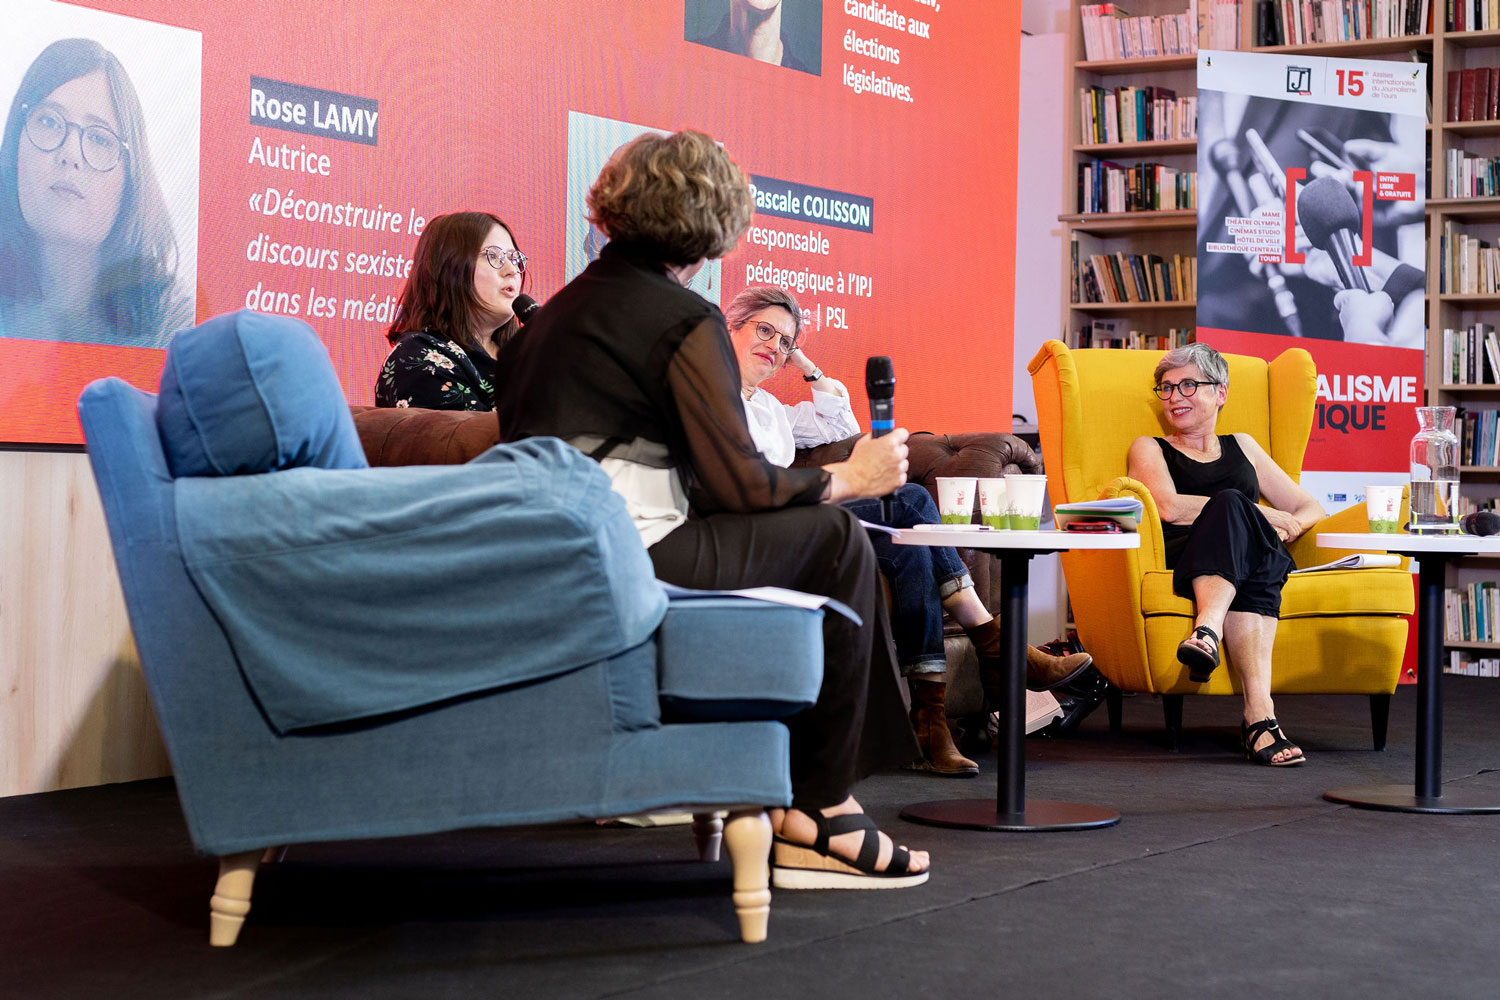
[
  {"left": 386, "top": 211, "right": 525, "bottom": 353},
  {"left": 587, "top": 129, "right": 753, "bottom": 265},
  {"left": 0, "top": 38, "right": 182, "bottom": 341}
]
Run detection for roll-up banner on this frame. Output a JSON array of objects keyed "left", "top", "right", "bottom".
[{"left": 1196, "top": 48, "right": 1427, "bottom": 507}]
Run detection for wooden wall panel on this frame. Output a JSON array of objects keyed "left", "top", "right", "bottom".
[{"left": 0, "top": 450, "right": 169, "bottom": 797}]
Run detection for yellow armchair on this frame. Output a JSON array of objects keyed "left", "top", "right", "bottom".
[{"left": 1028, "top": 340, "right": 1412, "bottom": 750}]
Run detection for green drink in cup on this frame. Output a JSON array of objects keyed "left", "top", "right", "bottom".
[
  {"left": 935, "top": 477, "right": 977, "bottom": 526},
  {"left": 1005, "top": 473, "right": 1048, "bottom": 531},
  {"left": 1365, "top": 484, "right": 1404, "bottom": 534}
]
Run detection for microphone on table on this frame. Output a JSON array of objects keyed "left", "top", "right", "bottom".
[
  {"left": 865, "top": 356, "right": 896, "bottom": 522},
  {"left": 1461, "top": 510, "right": 1500, "bottom": 536},
  {"left": 1297, "top": 175, "right": 1372, "bottom": 293},
  {"left": 513, "top": 294, "right": 541, "bottom": 326}
]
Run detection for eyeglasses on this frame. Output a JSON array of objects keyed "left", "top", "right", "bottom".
[
  {"left": 1153, "top": 379, "right": 1220, "bottom": 400},
  {"left": 745, "top": 320, "right": 797, "bottom": 355},
  {"left": 480, "top": 246, "right": 527, "bottom": 273},
  {"left": 22, "top": 103, "right": 126, "bottom": 172}
]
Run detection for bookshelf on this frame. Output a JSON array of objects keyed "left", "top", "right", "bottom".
[{"left": 1059, "top": 1, "right": 1500, "bottom": 664}]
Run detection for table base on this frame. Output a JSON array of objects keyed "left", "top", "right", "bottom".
[
  {"left": 900, "top": 798, "right": 1120, "bottom": 831},
  {"left": 1324, "top": 783, "right": 1500, "bottom": 814}
]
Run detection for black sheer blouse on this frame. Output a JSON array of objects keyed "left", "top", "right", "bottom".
[{"left": 497, "top": 241, "right": 828, "bottom": 516}]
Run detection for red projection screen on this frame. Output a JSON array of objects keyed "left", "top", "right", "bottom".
[{"left": 0, "top": 0, "right": 1019, "bottom": 445}]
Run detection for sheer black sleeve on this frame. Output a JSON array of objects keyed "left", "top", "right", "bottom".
[{"left": 666, "top": 317, "right": 830, "bottom": 513}]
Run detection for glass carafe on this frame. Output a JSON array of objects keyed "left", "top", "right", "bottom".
[{"left": 1409, "top": 406, "right": 1460, "bottom": 533}]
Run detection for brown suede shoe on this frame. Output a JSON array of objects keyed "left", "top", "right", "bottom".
[
  {"left": 965, "top": 619, "right": 1094, "bottom": 697},
  {"left": 905, "top": 679, "right": 978, "bottom": 777}
]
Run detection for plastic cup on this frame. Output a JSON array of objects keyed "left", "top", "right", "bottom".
[
  {"left": 935, "top": 477, "right": 977, "bottom": 525},
  {"left": 1005, "top": 474, "right": 1048, "bottom": 531},
  {"left": 1365, "top": 484, "right": 1404, "bottom": 534},
  {"left": 977, "top": 478, "right": 1010, "bottom": 529}
]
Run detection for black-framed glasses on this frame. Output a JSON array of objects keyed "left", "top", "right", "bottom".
[
  {"left": 22, "top": 103, "right": 126, "bottom": 172},
  {"left": 1153, "top": 379, "right": 1220, "bottom": 400},
  {"left": 745, "top": 320, "right": 797, "bottom": 355},
  {"left": 480, "top": 246, "right": 527, "bottom": 273}
]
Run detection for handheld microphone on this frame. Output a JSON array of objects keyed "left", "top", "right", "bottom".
[
  {"left": 513, "top": 294, "right": 541, "bottom": 325},
  {"left": 1297, "top": 176, "right": 1372, "bottom": 292},
  {"left": 865, "top": 356, "right": 896, "bottom": 521},
  {"left": 1461, "top": 510, "right": 1500, "bottom": 536}
]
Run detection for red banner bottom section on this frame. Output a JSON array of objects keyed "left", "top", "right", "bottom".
[
  {"left": 0, "top": 339, "right": 164, "bottom": 445},
  {"left": 1197, "top": 327, "right": 1423, "bottom": 473}
]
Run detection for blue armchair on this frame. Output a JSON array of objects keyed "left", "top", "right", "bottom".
[{"left": 77, "top": 310, "right": 826, "bottom": 946}]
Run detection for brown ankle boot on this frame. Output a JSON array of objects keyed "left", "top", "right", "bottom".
[
  {"left": 906, "top": 679, "right": 978, "bottom": 777},
  {"left": 965, "top": 619, "right": 1094, "bottom": 698}
]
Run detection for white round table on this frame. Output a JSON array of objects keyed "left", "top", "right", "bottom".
[
  {"left": 1318, "top": 531, "right": 1500, "bottom": 814},
  {"left": 893, "top": 527, "right": 1139, "bottom": 832}
]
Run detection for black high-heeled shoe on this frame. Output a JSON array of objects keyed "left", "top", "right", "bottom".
[{"left": 1241, "top": 717, "right": 1306, "bottom": 766}]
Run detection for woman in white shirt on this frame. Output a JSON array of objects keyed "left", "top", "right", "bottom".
[{"left": 727, "top": 286, "right": 1092, "bottom": 778}]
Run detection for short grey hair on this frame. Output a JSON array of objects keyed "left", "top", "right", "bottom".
[
  {"left": 725, "top": 285, "right": 802, "bottom": 343},
  {"left": 1154, "top": 342, "right": 1228, "bottom": 388}
]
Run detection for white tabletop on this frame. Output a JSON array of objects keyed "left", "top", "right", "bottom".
[
  {"left": 1318, "top": 532, "right": 1500, "bottom": 556},
  {"left": 893, "top": 526, "right": 1141, "bottom": 551}
]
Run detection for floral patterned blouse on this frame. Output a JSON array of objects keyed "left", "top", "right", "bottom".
[{"left": 374, "top": 331, "right": 496, "bottom": 411}]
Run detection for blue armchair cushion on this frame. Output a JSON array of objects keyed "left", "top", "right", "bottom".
[
  {"left": 657, "top": 597, "right": 824, "bottom": 721},
  {"left": 175, "top": 437, "right": 667, "bottom": 733},
  {"left": 156, "top": 309, "right": 368, "bottom": 477}
]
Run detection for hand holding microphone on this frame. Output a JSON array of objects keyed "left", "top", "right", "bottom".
[
  {"left": 867, "top": 356, "right": 898, "bottom": 520},
  {"left": 1297, "top": 176, "right": 1371, "bottom": 293},
  {"left": 822, "top": 357, "right": 908, "bottom": 506}
]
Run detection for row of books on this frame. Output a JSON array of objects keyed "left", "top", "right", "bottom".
[
  {"left": 1066, "top": 321, "right": 1193, "bottom": 351},
  {"left": 1079, "top": 5, "right": 1198, "bottom": 61},
  {"left": 1458, "top": 406, "right": 1500, "bottom": 467},
  {"left": 1444, "top": 68, "right": 1500, "bottom": 122},
  {"left": 1443, "top": 149, "right": 1500, "bottom": 198},
  {"left": 1079, "top": 86, "right": 1198, "bottom": 144},
  {"left": 1455, "top": 495, "right": 1499, "bottom": 517},
  {"left": 1204, "top": 0, "right": 1247, "bottom": 48},
  {"left": 1438, "top": 222, "right": 1500, "bottom": 294},
  {"left": 1446, "top": 582, "right": 1500, "bottom": 643},
  {"left": 1256, "top": 0, "right": 1432, "bottom": 44},
  {"left": 1077, "top": 161, "right": 1199, "bottom": 214},
  {"left": 1444, "top": 653, "right": 1500, "bottom": 677},
  {"left": 1448, "top": 0, "right": 1500, "bottom": 30},
  {"left": 1441, "top": 324, "right": 1500, "bottom": 384},
  {"left": 1072, "top": 246, "right": 1198, "bottom": 304}
]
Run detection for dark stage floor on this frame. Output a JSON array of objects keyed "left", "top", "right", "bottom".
[{"left": 7, "top": 679, "right": 1500, "bottom": 999}]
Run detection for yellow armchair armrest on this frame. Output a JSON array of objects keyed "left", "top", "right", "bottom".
[
  {"left": 1287, "top": 493, "right": 1412, "bottom": 572},
  {"left": 1099, "top": 476, "right": 1166, "bottom": 571}
]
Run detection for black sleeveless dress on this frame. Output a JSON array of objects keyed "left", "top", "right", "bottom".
[{"left": 1155, "top": 435, "right": 1294, "bottom": 618}]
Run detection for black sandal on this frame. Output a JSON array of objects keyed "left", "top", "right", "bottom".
[
  {"left": 1241, "top": 717, "right": 1306, "bottom": 766},
  {"left": 1177, "top": 624, "right": 1221, "bottom": 683},
  {"left": 772, "top": 809, "right": 929, "bottom": 890}
]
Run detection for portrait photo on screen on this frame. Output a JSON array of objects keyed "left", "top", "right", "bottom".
[
  {"left": 685, "top": 0, "right": 823, "bottom": 76},
  {"left": 0, "top": 1, "right": 201, "bottom": 350},
  {"left": 565, "top": 110, "right": 723, "bottom": 304}
]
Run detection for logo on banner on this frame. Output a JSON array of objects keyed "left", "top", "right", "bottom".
[{"left": 1285, "top": 66, "right": 1312, "bottom": 95}]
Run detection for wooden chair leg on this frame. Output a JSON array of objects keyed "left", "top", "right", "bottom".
[
  {"left": 1162, "top": 694, "right": 1184, "bottom": 752},
  {"left": 209, "top": 850, "right": 262, "bottom": 947},
  {"left": 692, "top": 811, "right": 724, "bottom": 862},
  {"left": 1106, "top": 689, "right": 1124, "bottom": 735},
  {"left": 1370, "top": 693, "right": 1391, "bottom": 752},
  {"left": 723, "top": 809, "right": 772, "bottom": 944}
]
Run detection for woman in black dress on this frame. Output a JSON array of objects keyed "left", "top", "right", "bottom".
[
  {"left": 1127, "top": 343, "right": 1325, "bottom": 765},
  {"left": 497, "top": 129, "right": 929, "bottom": 888},
  {"left": 374, "top": 211, "right": 527, "bottom": 410}
]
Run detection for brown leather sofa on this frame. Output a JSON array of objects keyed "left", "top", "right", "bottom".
[{"left": 349, "top": 406, "right": 1043, "bottom": 715}]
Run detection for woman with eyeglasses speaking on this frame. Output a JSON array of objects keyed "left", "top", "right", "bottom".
[
  {"left": 728, "top": 284, "right": 1093, "bottom": 779},
  {"left": 375, "top": 211, "right": 528, "bottom": 411},
  {"left": 1126, "top": 343, "right": 1326, "bottom": 767},
  {"left": 0, "top": 38, "right": 190, "bottom": 348}
]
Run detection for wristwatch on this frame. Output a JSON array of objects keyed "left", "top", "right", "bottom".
[{"left": 802, "top": 368, "right": 824, "bottom": 382}]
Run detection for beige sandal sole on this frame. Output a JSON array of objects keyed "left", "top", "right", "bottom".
[{"left": 770, "top": 840, "right": 930, "bottom": 890}]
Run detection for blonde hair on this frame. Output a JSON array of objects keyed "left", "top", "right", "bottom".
[{"left": 587, "top": 129, "right": 753, "bottom": 265}]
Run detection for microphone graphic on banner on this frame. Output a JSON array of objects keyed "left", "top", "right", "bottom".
[
  {"left": 513, "top": 294, "right": 541, "bottom": 325},
  {"left": 866, "top": 356, "right": 895, "bottom": 522},
  {"left": 1298, "top": 176, "right": 1372, "bottom": 293}
]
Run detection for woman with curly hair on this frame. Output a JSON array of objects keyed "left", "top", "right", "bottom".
[
  {"left": 498, "top": 129, "right": 931, "bottom": 890},
  {"left": 374, "top": 211, "right": 527, "bottom": 410}
]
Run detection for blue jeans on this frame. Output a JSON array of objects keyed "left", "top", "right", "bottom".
[{"left": 843, "top": 483, "right": 972, "bottom": 676}]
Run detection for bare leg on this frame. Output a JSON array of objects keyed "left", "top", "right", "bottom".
[
  {"left": 942, "top": 586, "right": 991, "bottom": 630},
  {"left": 1187, "top": 574, "right": 1236, "bottom": 644},
  {"left": 768, "top": 796, "right": 930, "bottom": 874},
  {"left": 1221, "top": 609, "right": 1302, "bottom": 763}
]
